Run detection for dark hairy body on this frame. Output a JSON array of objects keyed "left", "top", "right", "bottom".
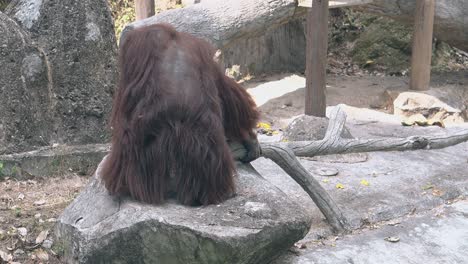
[{"left": 101, "top": 24, "right": 260, "bottom": 206}]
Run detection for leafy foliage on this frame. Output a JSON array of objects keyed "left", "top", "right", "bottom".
[
  {"left": 107, "top": 0, "right": 136, "bottom": 41},
  {"left": 0, "top": 0, "right": 11, "bottom": 11},
  {"left": 107, "top": 0, "right": 183, "bottom": 42}
]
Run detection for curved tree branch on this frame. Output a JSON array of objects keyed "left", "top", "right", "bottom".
[
  {"left": 287, "top": 105, "right": 468, "bottom": 157},
  {"left": 231, "top": 105, "right": 468, "bottom": 233},
  {"left": 261, "top": 142, "right": 350, "bottom": 233}
]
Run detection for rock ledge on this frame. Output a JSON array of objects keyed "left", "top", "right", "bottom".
[{"left": 55, "top": 159, "right": 311, "bottom": 264}]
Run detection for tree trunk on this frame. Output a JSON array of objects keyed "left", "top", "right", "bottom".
[
  {"left": 410, "top": 0, "right": 435, "bottom": 91},
  {"left": 135, "top": 0, "right": 155, "bottom": 21},
  {"left": 305, "top": 0, "right": 329, "bottom": 117}
]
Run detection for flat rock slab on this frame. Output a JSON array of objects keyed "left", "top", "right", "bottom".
[
  {"left": 253, "top": 130, "right": 468, "bottom": 237},
  {"left": 273, "top": 200, "right": 468, "bottom": 263},
  {"left": 0, "top": 144, "right": 109, "bottom": 178},
  {"left": 55, "top": 160, "right": 311, "bottom": 264}
]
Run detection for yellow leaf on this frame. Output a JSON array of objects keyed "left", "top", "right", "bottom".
[
  {"left": 322, "top": 179, "right": 330, "bottom": 183},
  {"left": 272, "top": 131, "right": 279, "bottom": 135},
  {"left": 281, "top": 139, "right": 289, "bottom": 142},
  {"left": 257, "top": 122, "right": 272, "bottom": 130},
  {"left": 360, "top": 179, "right": 370, "bottom": 187},
  {"left": 432, "top": 188, "right": 444, "bottom": 197},
  {"left": 422, "top": 184, "right": 434, "bottom": 190},
  {"left": 335, "top": 183, "right": 345, "bottom": 189}
]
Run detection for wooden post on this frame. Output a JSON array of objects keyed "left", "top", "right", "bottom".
[
  {"left": 305, "top": 0, "right": 329, "bottom": 117},
  {"left": 135, "top": 0, "right": 155, "bottom": 21},
  {"left": 410, "top": 0, "right": 435, "bottom": 91}
]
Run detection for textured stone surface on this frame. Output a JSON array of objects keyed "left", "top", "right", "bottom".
[
  {"left": 253, "top": 124, "right": 468, "bottom": 236},
  {"left": 283, "top": 115, "right": 353, "bottom": 141},
  {"left": 121, "top": 0, "right": 305, "bottom": 77},
  {"left": 350, "top": 16, "right": 413, "bottom": 73},
  {"left": 393, "top": 92, "right": 464, "bottom": 124},
  {"left": 273, "top": 201, "right": 468, "bottom": 264},
  {"left": 357, "top": 0, "right": 468, "bottom": 52},
  {"left": 55, "top": 159, "right": 312, "bottom": 264},
  {"left": 3, "top": 0, "right": 117, "bottom": 154},
  {"left": 0, "top": 11, "right": 52, "bottom": 154},
  {"left": 128, "top": 0, "right": 468, "bottom": 78},
  {"left": 0, "top": 143, "right": 109, "bottom": 178},
  {"left": 221, "top": 18, "right": 306, "bottom": 76}
]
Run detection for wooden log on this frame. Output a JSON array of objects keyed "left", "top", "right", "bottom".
[
  {"left": 410, "top": 0, "right": 435, "bottom": 91},
  {"left": 285, "top": 106, "right": 468, "bottom": 156},
  {"left": 288, "top": 129, "right": 468, "bottom": 157},
  {"left": 231, "top": 105, "right": 468, "bottom": 233},
  {"left": 261, "top": 142, "right": 350, "bottom": 233},
  {"left": 298, "top": 0, "right": 372, "bottom": 8},
  {"left": 305, "top": 0, "right": 329, "bottom": 117},
  {"left": 122, "top": 0, "right": 298, "bottom": 47},
  {"left": 229, "top": 139, "right": 350, "bottom": 233},
  {"left": 135, "top": 0, "right": 155, "bottom": 21}
]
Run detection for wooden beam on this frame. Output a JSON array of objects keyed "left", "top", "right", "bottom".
[
  {"left": 299, "top": 0, "right": 372, "bottom": 8},
  {"left": 410, "top": 0, "right": 435, "bottom": 91},
  {"left": 305, "top": 0, "right": 329, "bottom": 117},
  {"left": 135, "top": 0, "right": 155, "bottom": 21}
]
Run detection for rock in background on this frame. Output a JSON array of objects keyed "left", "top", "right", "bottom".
[
  {"left": 328, "top": 9, "right": 468, "bottom": 75},
  {"left": 1, "top": 0, "right": 117, "bottom": 154},
  {"left": 221, "top": 18, "right": 306, "bottom": 78},
  {"left": 126, "top": 0, "right": 308, "bottom": 78},
  {"left": 394, "top": 92, "right": 464, "bottom": 125},
  {"left": 0, "top": 12, "right": 53, "bottom": 154},
  {"left": 283, "top": 115, "right": 353, "bottom": 141},
  {"left": 115, "top": 0, "right": 468, "bottom": 79},
  {"left": 349, "top": 15, "right": 413, "bottom": 74},
  {"left": 356, "top": 0, "right": 468, "bottom": 52},
  {"left": 224, "top": 5, "right": 468, "bottom": 77},
  {"left": 121, "top": 0, "right": 306, "bottom": 79}
]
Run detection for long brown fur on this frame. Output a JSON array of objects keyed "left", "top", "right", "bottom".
[{"left": 101, "top": 24, "right": 260, "bottom": 206}]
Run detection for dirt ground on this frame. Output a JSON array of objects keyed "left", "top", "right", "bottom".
[
  {"left": 0, "top": 176, "right": 88, "bottom": 263},
  {"left": 0, "top": 70, "right": 467, "bottom": 263},
  {"left": 245, "top": 70, "right": 468, "bottom": 128}
]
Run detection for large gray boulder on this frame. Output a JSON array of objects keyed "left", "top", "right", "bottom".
[
  {"left": 283, "top": 115, "right": 353, "bottom": 141},
  {"left": 0, "top": 12, "right": 52, "bottom": 154},
  {"left": 55, "top": 159, "right": 312, "bottom": 264},
  {"left": 122, "top": 0, "right": 468, "bottom": 78},
  {"left": 3, "top": 0, "right": 117, "bottom": 154},
  {"left": 357, "top": 0, "right": 468, "bottom": 52},
  {"left": 393, "top": 92, "right": 465, "bottom": 125},
  {"left": 222, "top": 18, "right": 306, "bottom": 76},
  {"left": 121, "top": 0, "right": 306, "bottom": 77}
]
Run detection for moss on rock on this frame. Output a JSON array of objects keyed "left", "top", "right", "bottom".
[{"left": 351, "top": 17, "right": 413, "bottom": 73}]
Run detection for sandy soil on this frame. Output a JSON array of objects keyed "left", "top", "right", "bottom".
[
  {"left": 0, "top": 175, "right": 88, "bottom": 263},
  {"left": 246, "top": 71, "right": 468, "bottom": 129}
]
